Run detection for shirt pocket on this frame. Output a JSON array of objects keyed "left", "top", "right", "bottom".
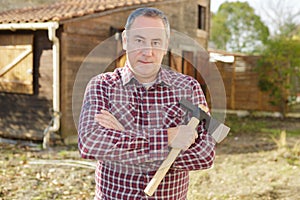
[
  {"left": 109, "top": 102, "right": 137, "bottom": 130},
  {"left": 163, "top": 104, "right": 187, "bottom": 128}
]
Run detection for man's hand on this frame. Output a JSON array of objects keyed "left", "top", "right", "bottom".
[
  {"left": 199, "top": 104, "right": 209, "bottom": 113},
  {"left": 167, "top": 104, "right": 209, "bottom": 151},
  {"left": 167, "top": 125, "right": 198, "bottom": 151},
  {"left": 94, "top": 110, "right": 125, "bottom": 131}
]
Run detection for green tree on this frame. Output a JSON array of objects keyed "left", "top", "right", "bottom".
[
  {"left": 210, "top": 2, "right": 269, "bottom": 54},
  {"left": 255, "top": 0, "right": 300, "bottom": 116},
  {"left": 256, "top": 37, "right": 300, "bottom": 116}
]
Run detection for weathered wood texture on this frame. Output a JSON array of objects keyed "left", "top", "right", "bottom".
[
  {"left": 0, "top": 0, "right": 211, "bottom": 141},
  {"left": 168, "top": 53, "right": 281, "bottom": 112},
  {"left": 0, "top": 31, "right": 53, "bottom": 140},
  {"left": 0, "top": 35, "right": 33, "bottom": 94},
  {"left": 63, "top": 0, "right": 210, "bottom": 140},
  {"left": 215, "top": 57, "right": 280, "bottom": 112}
]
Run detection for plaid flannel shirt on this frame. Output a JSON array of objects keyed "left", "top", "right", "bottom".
[{"left": 78, "top": 64, "right": 216, "bottom": 200}]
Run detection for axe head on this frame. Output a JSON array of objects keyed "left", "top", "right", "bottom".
[
  {"left": 179, "top": 98, "right": 230, "bottom": 143},
  {"left": 179, "top": 98, "right": 201, "bottom": 119}
]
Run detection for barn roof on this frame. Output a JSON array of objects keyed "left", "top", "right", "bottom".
[{"left": 0, "top": 0, "right": 167, "bottom": 24}]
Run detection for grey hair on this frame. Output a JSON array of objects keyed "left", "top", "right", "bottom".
[{"left": 125, "top": 7, "right": 170, "bottom": 39}]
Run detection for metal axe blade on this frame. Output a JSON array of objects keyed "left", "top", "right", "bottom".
[{"left": 179, "top": 98, "right": 230, "bottom": 143}]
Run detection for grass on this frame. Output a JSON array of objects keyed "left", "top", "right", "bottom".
[
  {"left": 225, "top": 114, "right": 300, "bottom": 166},
  {"left": 271, "top": 130, "right": 287, "bottom": 149},
  {"left": 225, "top": 115, "right": 268, "bottom": 134},
  {"left": 272, "top": 130, "right": 300, "bottom": 166},
  {"left": 187, "top": 115, "right": 300, "bottom": 199},
  {"left": 225, "top": 114, "right": 300, "bottom": 136},
  {"left": 2, "top": 115, "right": 299, "bottom": 199}
]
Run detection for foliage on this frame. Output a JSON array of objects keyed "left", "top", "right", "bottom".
[
  {"left": 210, "top": 2, "right": 269, "bottom": 54},
  {"left": 225, "top": 115, "right": 268, "bottom": 134},
  {"left": 250, "top": 0, "right": 300, "bottom": 116},
  {"left": 271, "top": 130, "right": 287, "bottom": 149},
  {"left": 271, "top": 130, "right": 300, "bottom": 166},
  {"left": 256, "top": 36, "right": 300, "bottom": 116}
]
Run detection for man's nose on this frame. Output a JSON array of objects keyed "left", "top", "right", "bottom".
[{"left": 142, "top": 43, "right": 153, "bottom": 56}]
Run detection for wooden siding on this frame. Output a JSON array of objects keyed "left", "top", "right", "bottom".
[
  {"left": 0, "top": 35, "right": 33, "bottom": 94},
  {"left": 0, "top": 31, "right": 53, "bottom": 140},
  {"left": 0, "top": 0, "right": 211, "bottom": 142},
  {"left": 215, "top": 58, "right": 280, "bottom": 112},
  {"left": 61, "top": 0, "right": 210, "bottom": 141}
]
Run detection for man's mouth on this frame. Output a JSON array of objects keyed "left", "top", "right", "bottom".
[{"left": 138, "top": 60, "right": 153, "bottom": 64}]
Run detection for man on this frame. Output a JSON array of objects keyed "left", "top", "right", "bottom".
[{"left": 78, "top": 7, "right": 216, "bottom": 200}]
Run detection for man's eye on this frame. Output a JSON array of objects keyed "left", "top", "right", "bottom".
[{"left": 153, "top": 41, "right": 161, "bottom": 47}]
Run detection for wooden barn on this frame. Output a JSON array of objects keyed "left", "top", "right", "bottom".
[{"left": 0, "top": 0, "right": 212, "bottom": 144}]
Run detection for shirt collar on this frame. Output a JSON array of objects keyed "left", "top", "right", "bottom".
[
  {"left": 121, "top": 62, "right": 135, "bottom": 86},
  {"left": 156, "top": 66, "right": 172, "bottom": 87},
  {"left": 120, "top": 61, "right": 172, "bottom": 87}
]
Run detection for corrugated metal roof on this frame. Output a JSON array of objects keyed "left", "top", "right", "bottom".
[{"left": 0, "top": 0, "right": 165, "bottom": 24}]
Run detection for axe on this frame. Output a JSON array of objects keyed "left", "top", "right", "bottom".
[{"left": 144, "top": 98, "right": 230, "bottom": 196}]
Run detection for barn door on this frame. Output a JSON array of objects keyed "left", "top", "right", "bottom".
[
  {"left": 110, "top": 27, "right": 125, "bottom": 69},
  {"left": 169, "top": 50, "right": 208, "bottom": 94},
  {"left": 0, "top": 35, "right": 34, "bottom": 94}
]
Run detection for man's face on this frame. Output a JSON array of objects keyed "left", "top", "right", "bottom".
[{"left": 122, "top": 16, "right": 169, "bottom": 83}]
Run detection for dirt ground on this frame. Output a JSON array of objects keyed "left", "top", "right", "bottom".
[{"left": 1, "top": 116, "right": 300, "bottom": 200}]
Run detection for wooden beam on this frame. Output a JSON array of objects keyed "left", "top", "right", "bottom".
[{"left": 0, "top": 46, "right": 32, "bottom": 77}]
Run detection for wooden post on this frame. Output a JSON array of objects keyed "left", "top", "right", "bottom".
[{"left": 231, "top": 58, "right": 236, "bottom": 110}]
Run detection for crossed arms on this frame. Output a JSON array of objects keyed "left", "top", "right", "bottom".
[{"left": 78, "top": 75, "right": 216, "bottom": 171}]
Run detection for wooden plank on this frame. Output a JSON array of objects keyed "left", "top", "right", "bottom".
[
  {"left": 0, "top": 35, "right": 34, "bottom": 46},
  {"left": 169, "top": 53, "right": 182, "bottom": 73},
  {"left": 62, "top": 32, "right": 113, "bottom": 57},
  {"left": 63, "top": 14, "right": 128, "bottom": 36},
  {"left": 0, "top": 46, "right": 32, "bottom": 76},
  {"left": 0, "top": 51, "right": 33, "bottom": 94},
  {"left": 0, "top": 35, "right": 33, "bottom": 94},
  {"left": 182, "top": 51, "right": 195, "bottom": 78},
  {"left": 230, "top": 60, "right": 236, "bottom": 109},
  {"left": 235, "top": 102, "right": 259, "bottom": 110}
]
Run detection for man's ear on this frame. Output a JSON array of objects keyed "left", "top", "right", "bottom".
[{"left": 122, "top": 30, "right": 127, "bottom": 51}]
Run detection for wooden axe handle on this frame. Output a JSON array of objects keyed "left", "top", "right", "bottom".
[{"left": 144, "top": 117, "right": 200, "bottom": 196}]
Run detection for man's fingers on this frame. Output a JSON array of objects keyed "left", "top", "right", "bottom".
[
  {"left": 194, "top": 131, "right": 198, "bottom": 139},
  {"left": 97, "top": 110, "right": 114, "bottom": 119},
  {"left": 95, "top": 114, "right": 113, "bottom": 127},
  {"left": 168, "top": 125, "right": 198, "bottom": 151},
  {"left": 98, "top": 120, "right": 114, "bottom": 129},
  {"left": 101, "top": 110, "right": 125, "bottom": 131},
  {"left": 199, "top": 104, "right": 209, "bottom": 113},
  {"left": 95, "top": 110, "right": 125, "bottom": 131},
  {"left": 94, "top": 113, "right": 110, "bottom": 124}
]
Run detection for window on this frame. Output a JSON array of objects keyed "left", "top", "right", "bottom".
[
  {"left": 0, "top": 35, "right": 33, "bottom": 94},
  {"left": 198, "top": 5, "right": 206, "bottom": 30}
]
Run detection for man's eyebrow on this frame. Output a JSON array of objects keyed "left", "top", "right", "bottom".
[
  {"left": 132, "top": 35, "right": 163, "bottom": 40},
  {"left": 152, "top": 38, "right": 162, "bottom": 41},
  {"left": 133, "top": 35, "right": 145, "bottom": 39}
]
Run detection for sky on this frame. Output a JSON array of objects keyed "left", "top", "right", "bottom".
[
  {"left": 210, "top": 0, "right": 300, "bottom": 34},
  {"left": 210, "top": 0, "right": 300, "bottom": 14}
]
